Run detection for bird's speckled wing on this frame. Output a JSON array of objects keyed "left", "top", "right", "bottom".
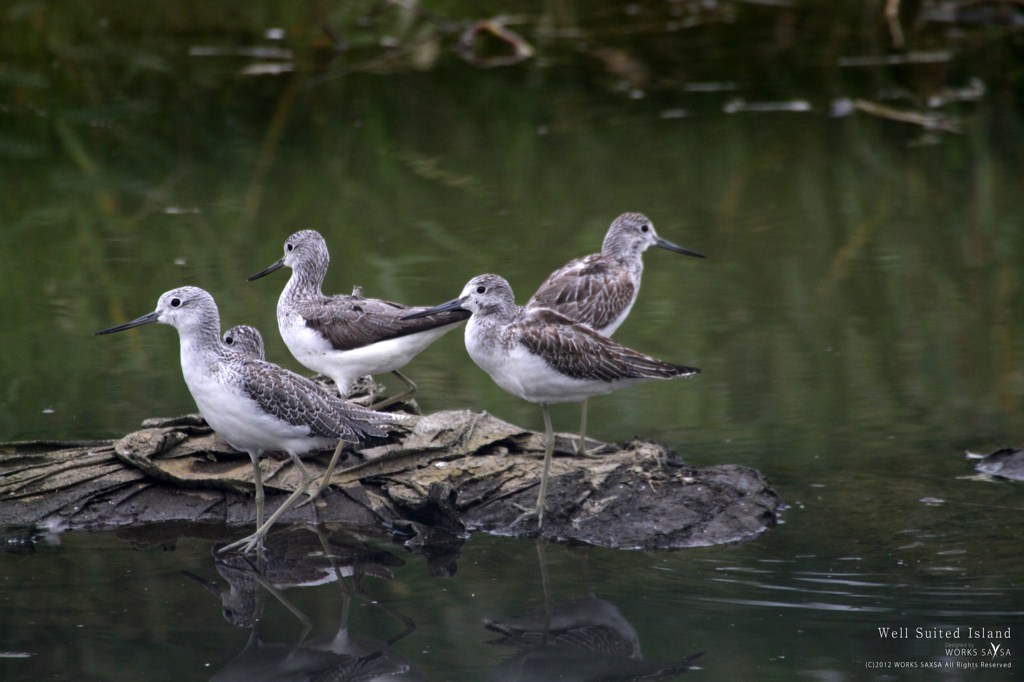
[
  {"left": 525, "top": 255, "right": 635, "bottom": 332},
  {"left": 517, "top": 309, "right": 699, "bottom": 383},
  {"left": 302, "top": 294, "right": 470, "bottom": 351},
  {"left": 241, "top": 362, "right": 399, "bottom": 442}
]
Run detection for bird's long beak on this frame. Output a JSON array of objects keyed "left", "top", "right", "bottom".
[
  {"left": 401, "top": 297, "right": 466, "bottom": 320},
  {"left": 655, "top": 237, "right": 705, "bottom": 258},
  {"left": 95, "top": 311, "right": 160, "bottom": 335},
  {"left": 180, "top": 570, "right": 225, "bottom": 598},
  {"left": 248, "top": 258, "right": 285, "bottom": 281}
]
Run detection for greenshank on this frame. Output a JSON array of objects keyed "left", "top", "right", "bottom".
[
  {"left": 223, "top": 324, "right": 265, "bottom": 361},
  {"left": 404, "top": 274, "right": 699, "bottom": 526},
  {"left": 96, "top": 286, "right": 402, "bottom": 553},
  {"left": 249, "top": 230, "right": 470, "bottom": 409},
  {"left": 526, "top": 213, "right": 704, "bottom": 456}
]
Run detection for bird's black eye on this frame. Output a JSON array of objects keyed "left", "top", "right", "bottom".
[
  {"left": 641, "top": 224, "right": 650, "bottom": 233},
  {"left": 286, "top": 243, "right": 294, "bottom": 252},
  {"left": 476, "top": 285, "right": 486, "bottom": 294},
  {"left": 170, "top": 298, "right": 182, "bottom": 308},
  {"left": 225, "top": 336, "right": 234, "bottom": 345}
]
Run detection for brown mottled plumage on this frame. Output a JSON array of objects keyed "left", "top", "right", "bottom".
[
  {"left": 518, "top": 308, "right": 694, "bottom": 383},
  {"left": 527, "top": 256, "right": 637, "bottom": 334},
  {"left": 239, "top": 362, "right": 390, "bottom": 443}
]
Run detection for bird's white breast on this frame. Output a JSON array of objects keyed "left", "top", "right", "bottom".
[
  {"left": 279, "top": 310, "right": 335, "bottom": 369},
  {"left": 179, "top": 343, "right": 333, "bottom": 456},
  {"left": 279, "top": 307, "right": 462, "bottom": 395}
]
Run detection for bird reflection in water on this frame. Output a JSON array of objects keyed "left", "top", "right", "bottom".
[
  {"left": 483, "top": 541, "right": 702, "bottom": 682},
  {"left": 184, "top": 526, "right": 427, "bottom": 681}
]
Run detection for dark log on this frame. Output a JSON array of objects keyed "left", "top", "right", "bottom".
[{"left": 0, "top": 409, "right": 782, "bottom": 551}]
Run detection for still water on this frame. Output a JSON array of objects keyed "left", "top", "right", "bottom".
[{"left": 2, "top": 1, "right": 1023, "bottom": 680}]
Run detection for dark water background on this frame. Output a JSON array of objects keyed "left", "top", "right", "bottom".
[{"left": 2, "top": 1, "right": 1023, "bottom": 680}]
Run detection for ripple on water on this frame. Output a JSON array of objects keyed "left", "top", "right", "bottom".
[{"left": 650, "top": 553, "right": 1023, "bottom": 622}]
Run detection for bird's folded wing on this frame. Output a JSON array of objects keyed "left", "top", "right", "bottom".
[
  {"left": 304, "top": 295, "right": 469, "bottom": 351},
  {"left": 518, "top": 309, "right": 696, "bottom": 382},
  {"left": 241, "top": 363, "right": 394, "bottom": 442},
  {"left": 526, "top": 256, "right": 635, "bottom": 332}
]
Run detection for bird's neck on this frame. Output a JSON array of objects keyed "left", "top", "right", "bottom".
[
  {"left": 282, "top": 259, "right": 327, "bottom": 303},
  {"left": 467, "top": 301, "right": 520, "bottom": 341},
  {"left": 602, "top": 237, "right": 644, "bottom": 271},
  {"left": 176, "top": 317, "right": 225, "bottom": 375}
]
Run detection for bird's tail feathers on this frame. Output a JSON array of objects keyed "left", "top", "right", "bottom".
[
  {"left": 343, "top": 405, "right": 412, "bottom": 424},
  {"left": 671, "top": 364, "right": 701, "bottom": 377},
  {"left": 624, "top": 353, "right": 701, "bottom": 379}
]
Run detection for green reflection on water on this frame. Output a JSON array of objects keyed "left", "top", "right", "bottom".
[{"left": 1, "top": 527, "right": 1021, "bottom": 681}]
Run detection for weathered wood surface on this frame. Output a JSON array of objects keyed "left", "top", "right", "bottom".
[{"left": 0, "top": 409, "right": 782, "bottom": 551}]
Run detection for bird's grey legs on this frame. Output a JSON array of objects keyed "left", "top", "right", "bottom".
[
  {"left": 514, "top": 403, "right": 554, "bottom": 528},
  {"left": 369, "top": 370, "right": 416, "bottom": 410},
  {"left": 575, "top": 399, "right": 609, "bottom": 458},
  {"left": 291, "top": 454, "right": 314, "bottom": 481},
  {"left": 220, "top": 452, "right": 321, "bottom": 554},
  {"left": 537, "top": 404, "right": 554, "bottom": 525},
  {"left": 577, "top": 399, "right": 588, "bottom": 456},
  {"left": 298, "top": 438, "right": 348, "bottom": 507},
  {"left": 251, "top": 453, "right": 265, "bottom": 531}
]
